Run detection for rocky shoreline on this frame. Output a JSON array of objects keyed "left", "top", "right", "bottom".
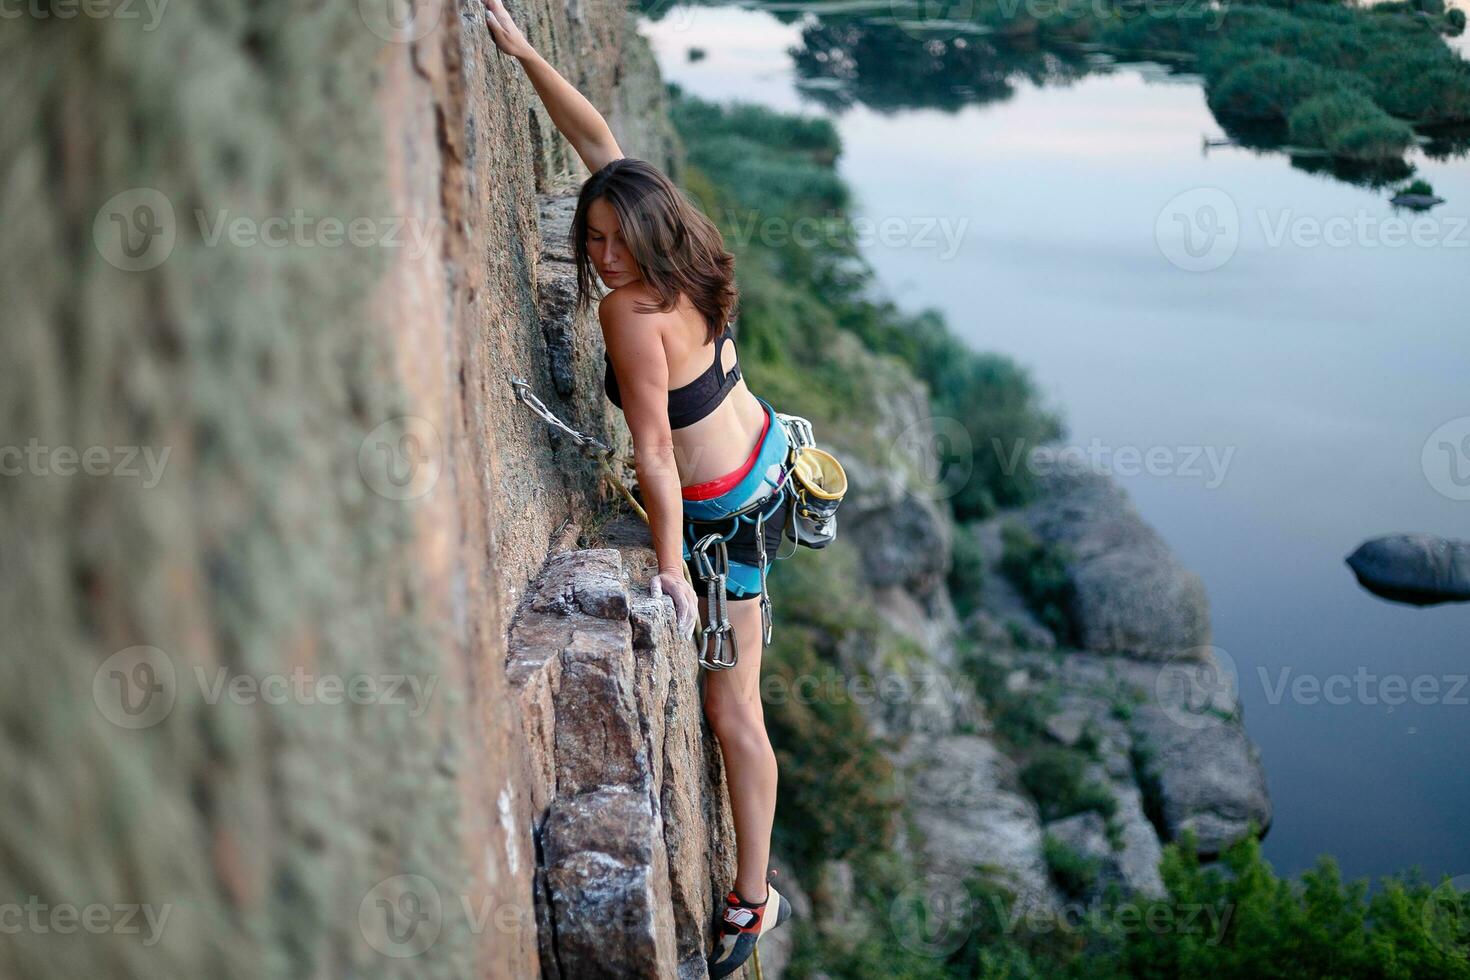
[{"left": 815, "top": 407, "right": 1273, "bottom": 931}]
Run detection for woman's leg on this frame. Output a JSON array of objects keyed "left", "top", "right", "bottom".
[{"left": 700, "top": 591, "right": 777, "bottom": 903}]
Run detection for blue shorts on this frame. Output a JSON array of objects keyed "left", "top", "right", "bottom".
[{"left": 681, "top": 395, "right": 791, "bottom": 600}]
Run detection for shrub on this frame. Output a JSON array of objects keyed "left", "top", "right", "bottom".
[
  {"left": 1287, "top": 90, "right": 1415, "bottom": 159},
  {"left": 959, "top": 642, "right": 1054, "bottom": 747},
  {"left": 1367, "top": 51, "right": 1470, "bottom": 122},
  {"left": 1207, "top": 53, "right": 1364, "bottom": 121},
  {"left": 1043, "top": 834, "right": 1101, "bottom": 900},
  {"left": 1328, "top": 115, "right": 1417, "bottom": 160},
  {"left": 999, "top": 521, "right": 1075, "bottom": 645},
  {"left": 1020, "top": 746, "right": 1118, "bottom": 822},
  {"left": 947, "top": 522, "right": 987, "bottom": 620},
  {"left": 764, "top": 640, "right": 901, "bottom": 872}
]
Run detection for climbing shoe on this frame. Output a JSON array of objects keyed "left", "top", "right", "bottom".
[{"left": 707, "top": 874, "right": 792, "bottom": 979}]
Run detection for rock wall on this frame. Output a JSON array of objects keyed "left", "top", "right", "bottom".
[{"left": 0, "top": 1, "right": 695, "bottom": 978}]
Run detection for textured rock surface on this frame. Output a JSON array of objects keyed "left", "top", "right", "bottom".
[
  {"left": 1007, "top": 645, "right": 1271, "bottom": 862},
  {"left": 1004, "top": 448, "right": 1213, "bottom": 660},
  {"left": 966, "top": 464, "right": 1270, "bottom": 865},
  {"left": 896, "top": 734, "right": 1061, "bottom": 912},
  {"left": 0, "top": 1, "right": 687, "bottom": 977},
  {"left": 509, "top": 548, "right": 734, "bottom": 978}
]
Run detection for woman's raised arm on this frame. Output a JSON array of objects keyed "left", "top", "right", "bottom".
[{"left": 483, "top": 0, "right": 625, "bottom": 174}]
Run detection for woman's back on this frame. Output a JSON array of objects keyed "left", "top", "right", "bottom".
[{"left": 601, "top": 287, "right": 765, "bottom": 487}]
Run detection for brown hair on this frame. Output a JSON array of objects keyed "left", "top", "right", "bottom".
[{"left": 571, "top": 157, "right": 738, "bottom": 345}]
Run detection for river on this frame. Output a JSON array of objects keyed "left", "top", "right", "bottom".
[{"left": 644, "top": 1, "right": 1470, "bottom": 884}]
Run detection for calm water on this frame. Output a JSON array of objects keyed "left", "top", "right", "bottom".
[{"left": 645, "top": 4, "right": 1470, "bottom": 883}]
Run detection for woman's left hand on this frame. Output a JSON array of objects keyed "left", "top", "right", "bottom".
[
  {"left": 651, "top": 571, "right": 698, "bottom": 638},
  {"left": 483, "top": 0, "right": 535, "bottom": 59}
]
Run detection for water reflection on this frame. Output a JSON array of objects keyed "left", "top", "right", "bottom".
[{"left": 641, "top": 0, "right": 1470, "bottom": 187}]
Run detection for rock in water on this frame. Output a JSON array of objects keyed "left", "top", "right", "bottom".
[
  {"left": 1345, "top": 533, "right": 1470, "bottom": 605},
  {"left": 1389, "top": 193, "right": 1445, "bottom": 210}
]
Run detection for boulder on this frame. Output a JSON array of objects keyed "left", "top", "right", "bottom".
[
  {"left": 1389, "top": 193, "right": 1445, "bottom": 209},
  {"left": 1345, "top": 533, "right": 1470, "bottom": 605},
  {"left": 842, "top": 454, "right": 952, "bottom": 596},
  {"left": 508, "top": 547, "right": 737, "bottom": 978},
  {"left": 896, "top": 734, "right": 1060, "bottom": 912},
  {"left": 1130, "top": 648, "right": 1273, "bottom": 857},
  {"left": 1006, "top": 451, "right": 1212, "bottom": 659}
]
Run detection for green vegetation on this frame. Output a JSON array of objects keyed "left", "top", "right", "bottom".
[
  {"left": 999, "top": 520, "right": 1075, "bottom": 645},
  {"left": 1021, "top": 746, "right": 1118, "bottom": 823},
  {"left": 1287, "top": 90, "right": 1416, "bottom": 161},
  {"left": 1103, "top": 0, "right": 1470, "bottom": 162},
  {"left": 1400, "top": 177, "right": 1438, "bottom": 197},
  {"left": 958, "top": 642, "right": 1054, "bottom": 747},
  {"left": 946, "top": 523, "right": 987, "bottom": 620},
  {"left": 1043, "top": 834, "right": 1103, "bottom": 900}
]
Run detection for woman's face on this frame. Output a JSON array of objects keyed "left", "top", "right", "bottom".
[{"left": 587, "top": 198, "right": 641, "bottom": 288}]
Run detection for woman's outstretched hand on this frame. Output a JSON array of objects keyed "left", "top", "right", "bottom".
[
  {"left": 651, "top": 570, "right": 699, "bottom": 640},
  {"left": 483, "top": 0, "right": 535, "bottom": 59}
]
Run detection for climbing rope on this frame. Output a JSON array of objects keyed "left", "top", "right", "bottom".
[{"left": 509, "top": 376, "right": 776, "bottom": 669}]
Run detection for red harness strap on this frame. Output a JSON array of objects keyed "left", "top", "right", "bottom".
[{"left": 681, "top": 409, "right": 771, "bottom": 501}]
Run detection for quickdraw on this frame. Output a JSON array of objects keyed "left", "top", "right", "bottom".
[{"left": 684, "top": 482, "right": 794, "bottom": 671}]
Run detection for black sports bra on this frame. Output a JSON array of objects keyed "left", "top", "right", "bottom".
[{"left": 604, "top": 323, "right": 742, "bottom": 430}]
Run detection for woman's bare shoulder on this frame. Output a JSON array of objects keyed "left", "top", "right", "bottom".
[{"left": 598, "top": 283, "right": 678, "bottom": 331}]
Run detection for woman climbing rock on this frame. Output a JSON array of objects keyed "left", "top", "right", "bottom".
[{"left": 484, "top": 0, "right": 812, "bottom": 972}]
